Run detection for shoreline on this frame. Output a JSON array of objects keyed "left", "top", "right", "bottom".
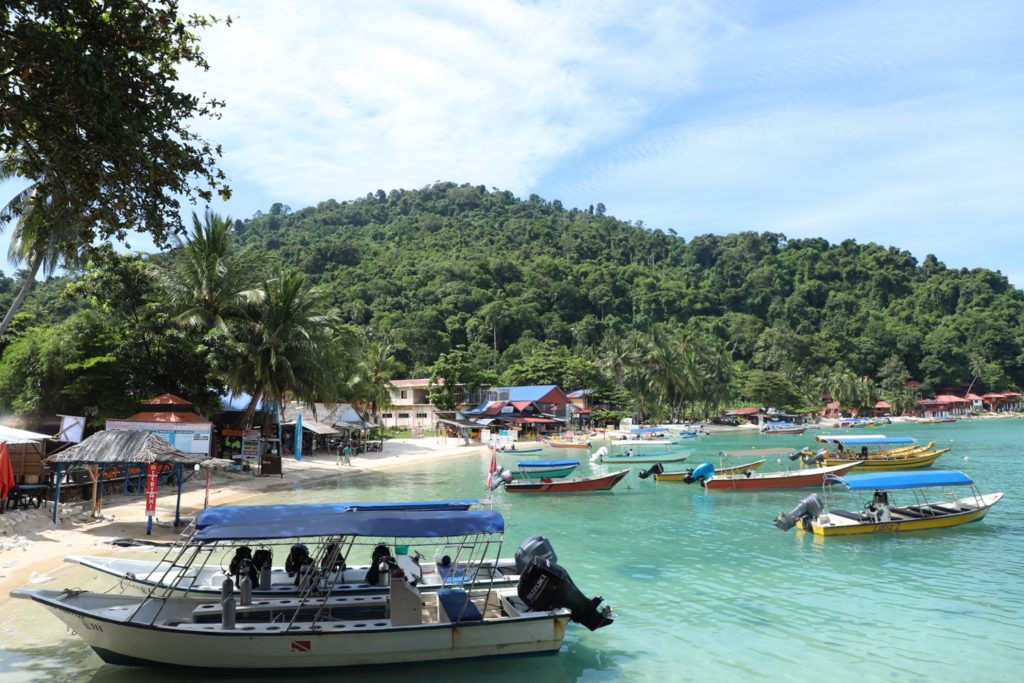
[{"left": 0, "top": 436, "right": 486, "bottom": 602}]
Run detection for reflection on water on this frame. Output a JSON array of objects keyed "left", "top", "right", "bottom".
[{"left": 3, "top": 420, "right": 1023, "bottom": 682}]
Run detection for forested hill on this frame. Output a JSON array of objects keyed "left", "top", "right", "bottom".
[{"left": 236, "top": 182, "right": 1023, "bottom": 394}]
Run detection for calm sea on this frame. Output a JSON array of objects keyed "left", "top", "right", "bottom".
[{"left": 2, "top": 419, "right": 1022, "bottom": 682}]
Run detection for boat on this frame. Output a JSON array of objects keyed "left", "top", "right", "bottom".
[
  {"left": 504, "top": 459, "right": 579, "bottom": 479},
  {"left": 650, "top": 459, "right": 766, "bottom": 482},
  {"left": 544, "top": 437, "right": 591, "bottom": 449},
  {"left": 918, "top": 416, "right": 957, "bottom": 424},
  {"left": 719, "top": 447, "right": 795, "bottom": 459},
  {"left": 760, "top": 422, "right": 807, "bottom": 435},
  {"left": 500, "top": 469, "right": 630, "bottom": 493},
  {"left": 65, "top": 501, "right": 521, "bottom": 598},
  {"left": 811, "top": 436, "right": 949, "bottom": 471},
  {"left": 496, "top": 444, "right": 544, "bottom": 454},
  {"left": 690, "top": 461, "right": 859, "bottom": 490},
  {"left": 773, "top": 470, "right": 1003, "bottom": 536},
  {"left": 12, "top": 503, "right": 615, "bottom": 669},
  {"left": 592, "top": 446, "right": 689, "bottom": 464}
]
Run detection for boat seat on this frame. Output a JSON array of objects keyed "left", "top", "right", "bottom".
[
  {"left": 889, "top": 506, "right": 929, "bottom": 518},
  {"left": 437, "top": 588, "right": 483, "bottom": 623},
  {"left": 830, "top": 509, "right": 870, "bottom": 522}
]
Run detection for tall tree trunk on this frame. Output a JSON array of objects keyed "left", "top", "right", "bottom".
[
  {"left": 237, "top": 384, "right": 265, "bottom": 429},
  {"left": 0, "top": 256, "right": 42, "bottom": 336}
]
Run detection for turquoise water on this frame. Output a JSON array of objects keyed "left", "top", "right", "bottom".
[{"left": 2, "top": 420, "right": 1023, "bottom": 682}]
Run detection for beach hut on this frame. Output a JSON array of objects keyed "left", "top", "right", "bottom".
[{"left": 43, "top": 430, "right": 208, "bottom": 532}]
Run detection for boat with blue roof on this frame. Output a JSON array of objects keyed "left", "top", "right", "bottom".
[
  {"left": 774, "top": 470, "right": 1003, "bottom": 536},
  {"left": 12, "top": 502, "right": 614, "bottom": 669},
  {"left": 812, "top": 435, "right": 950, "bottom": 471}
]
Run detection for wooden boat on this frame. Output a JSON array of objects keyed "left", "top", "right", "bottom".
[
  {"left": 823, "top": 449, "right": 948, "bottom": 471},
  {"left": 501, "top": 469, "right": 629, "bottom": 493},
  {"left": 544, "top": 438, "right": 591, "bottom": 449},
  {"left": 702, "top": 462, "right": 859, "bottom": 491},
  {"left": 653, "top": 459, "right": 765, "bottom": 482},
  {"left": 496, "top": 444, "right": 544, "bottom": 454},
  {"left": 12, "top": 504, "right": 615, "bottom": 669},
  {"left": 593, "top": 446, "right": 689, "bottom": 464},
  {"left": 918, "top": 416, "right": 957, "bottom": 424},
  {"left": 760, "top": 422, "right": 807, "bottom": 435},
  {"left": 774, "top": 470, "right": 1003, "bottom": 536},
  {"left": 507, "top": 459, "right": 579, "bottom": 479},
  {"left": 813, "top": 435, "right": 949, "bottom": 471}
]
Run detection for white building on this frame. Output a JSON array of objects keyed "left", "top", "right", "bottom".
[{"left": 380, "top": 378, "right": 442, "bottom": 432}]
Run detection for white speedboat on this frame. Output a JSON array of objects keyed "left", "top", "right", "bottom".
[{"left": 13, "top": 503, "right": 614, "bottom": 669}]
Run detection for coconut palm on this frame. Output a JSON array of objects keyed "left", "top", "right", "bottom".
[
  {"left": 350, "top": 334, "right": 405, "bottom": 423},
  {"left": 228, "top": 269, "right": 340, "bottom": 427},
  {"left": 0, "top": 160, "right": 87, "bottom": 336},
  {"left": 156, "top": 209, "right": 263, "bottom": 334}
]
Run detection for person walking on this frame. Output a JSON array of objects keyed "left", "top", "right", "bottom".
[{"left": 342, "top": 443, "right": 353, "bottom": 466}]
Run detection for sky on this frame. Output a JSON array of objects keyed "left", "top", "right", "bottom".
[{"left": 3, "top": 0, "right": 1023, "bottom": 285}]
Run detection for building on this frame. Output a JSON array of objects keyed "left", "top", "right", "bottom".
[{"left": 380, "top": 378, "right": 443, "bottom": 432}]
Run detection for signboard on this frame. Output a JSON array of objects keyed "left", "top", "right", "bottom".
[
  {"left": 56, "top": 414, "right": 86, "bottom": 443},
  {"left": 241, "top": 429, "right": 262, "bottom": 466},
  {"left": 106, "top": 420, "right": 213, "bottom": 456},
  {"left": 145, "top": 463, "right": 159, "bottom": 517}
]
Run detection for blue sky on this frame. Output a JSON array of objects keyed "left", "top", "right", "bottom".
[{"left": 3, "top": 0, "right": 1023, "bottom": 285}]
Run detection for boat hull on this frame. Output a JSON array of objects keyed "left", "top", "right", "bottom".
[
  {"left": 704, "top": 462, "right": 858, "bottom": 490},
  {"left": 823, "top": 449, "right": 947, "bottom": 471},
  {"left": 513, "top": 466, "right": 578, "bottom": 479},
  {"left": 654, "top": 459, "right": 765, "bottom": 481},
  {"left": 601, "top": 453, "right": 688, "bottom": 464},
  {"left": 546, "top": 442, "right": 590, "bottom": 449},
  {"left": 807, "top": 493, "right": 1003, "bottom": 536},
  {"left": 503, "top": 470, "right": 629, "bottom": 493},
  {"left": 13, "top": 590, "right": 568, "bottom": 669}
]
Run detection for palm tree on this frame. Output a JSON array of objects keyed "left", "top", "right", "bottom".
[
  {"left": 965, "top": 353, "right": 987, "bottom": 396},
  {"left": 155, "top": 209, "right": 263, "bottom": 334},
  {"left": 228, "top": 269, "right": 340, "bottom": 427},
  {"left": 0, "top": 160, "right": 86, "bottom": 336},
  {"left": 349, "top": 333, "right": 405, "bottom": 423}
]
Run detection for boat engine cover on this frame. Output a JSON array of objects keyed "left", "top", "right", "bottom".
[
  {"left": 514, "top": 535, "right": 557, "bottom": 574},
  {"left": 517, "top": 557, "right": 614, "bottom": 631}
]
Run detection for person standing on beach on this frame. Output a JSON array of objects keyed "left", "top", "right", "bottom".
[{"left": 342, "top": 443, "right": 352, "bottom": 466}]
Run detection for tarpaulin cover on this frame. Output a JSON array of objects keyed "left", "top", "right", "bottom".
[
  {"left": 831, "top": 470, "right": 974, "bottom": 491},
  {"left": 194, "top": 503, "right": 502, "bottom": 541}
]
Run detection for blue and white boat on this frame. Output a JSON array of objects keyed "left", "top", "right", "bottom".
[{"left": 13, "top": 503, "right": 614, "bottom": 669}]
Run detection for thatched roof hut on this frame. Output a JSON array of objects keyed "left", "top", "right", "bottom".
[
  {"left": 44, "top": 430, "right": 209, "bottom": 529},
  {"left": 43, "top": 430, "right": 207, "bottom": 466}
]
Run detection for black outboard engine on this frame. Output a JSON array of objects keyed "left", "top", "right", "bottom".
[
  {"left": 774, "top": 494, "right": 823, "bottom": 531},
  {"left": 518, "top": 557, "right": 614, "bottom": 631},
  {"left": 514, "top": 535, "right": 557, "bottom": 574},
  {"left": 638, "top": 463, "right": 664, "bottom": 479}
]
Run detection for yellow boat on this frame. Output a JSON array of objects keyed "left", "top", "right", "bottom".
[
  {"left": 653, "top": 459, "right": 765, "bottom": 482},
  {"left": 823, "top": 448, "right": 948, "bottom": 471},
  {"left": 774, "top": 470, "right": 1003, "bottom": 536}
]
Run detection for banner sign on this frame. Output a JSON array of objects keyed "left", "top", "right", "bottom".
[{"left": 145, "top": 463, "right": 159, "bottom": 517}]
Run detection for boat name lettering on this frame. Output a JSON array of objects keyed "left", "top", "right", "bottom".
[
  {"left": 876, "top": 523, "right": 899, "bottom": 532},
  {"left": 82, "top": 621, "right": 103, "bottom": 632}
]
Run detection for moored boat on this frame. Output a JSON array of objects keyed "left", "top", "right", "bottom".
[
  {"left": 506, "top": 459, "right": 580, "bottom": 479},
  {"left": 760, "top": 422, "right": 807, "bottom": 435},
  {"left": 811, "top": 435, "right": 949, "bottom": 471},
  {"left": 592, "top": 446, "right": 689, "bottom": 464},
  {"left": 695, "top": 461, "right": 859, "bottom": 490},
  {"left": 651, "top": 459, "right": 766, "bottom": 482},
  {"left": 501, "top": 469, "right": 629, "bottom": 493},
  {"left": 773, "top": 470, "right": 1003, "bottom": 536},
  {"left": 12, "top": 504, "right": 615, "bottom": 669}
]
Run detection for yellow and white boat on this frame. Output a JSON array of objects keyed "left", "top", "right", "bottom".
[{"left": 774, "top": 470, "right": 1003, "bottom": 536}]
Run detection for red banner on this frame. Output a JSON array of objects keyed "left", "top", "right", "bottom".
[{"left": 145, "top": 463, "right": 159, "bottom": 517}]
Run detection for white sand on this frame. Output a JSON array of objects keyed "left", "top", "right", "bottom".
[{"left": 0, "top": 436, "right": 486, "bottom": 602}]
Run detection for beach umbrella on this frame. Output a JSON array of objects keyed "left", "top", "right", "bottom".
[
  {"left": 294, "top": 410, "right": 303, "bottom": 461},
  {"left": 0, "top": 441, "right": 15, "bottom": 502}
]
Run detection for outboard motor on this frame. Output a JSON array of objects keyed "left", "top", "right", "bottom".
[
  {"left": 801, "top": 448, "right": 827, "bottom": 465},
  {"left": 683, "top": 462, "right": 715, "bottom": 485},
  {"left": 517, "top": 557, "right": 615, "bottom": 631},
  {"left": 514, "top": 535, "right": 557, "bottom": 574},
  {"left": 789, "top": 447, "right": 810, "bottom": 461},
  {"left": 488, "top": 468, "right": 514, "bottom": 490},
  {"left": 638, "top": 463, "right": 664, "bottom": 479},
  {"left": 774, "top": 494, "right": 824, "bottom": 531},
  {"left": 590, "top": 447, "right": 607, "bottom": 462}
]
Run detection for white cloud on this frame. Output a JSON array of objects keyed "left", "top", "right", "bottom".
[{"left": 181, "top": 0, "right": 715, "bottom": 204}]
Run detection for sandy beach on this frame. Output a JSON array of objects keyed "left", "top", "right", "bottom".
[{"left": 0, "top": 436, "right": 486, "bottom": 603}]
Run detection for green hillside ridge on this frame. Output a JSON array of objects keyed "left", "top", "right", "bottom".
[
  {"left": 1, "top": 181, "right": 1021, "bottom": 423},
  {"left": 236, "top": 182, "right": 1023, "bottom": 392}
]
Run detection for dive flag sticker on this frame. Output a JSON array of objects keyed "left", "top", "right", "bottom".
[{"left": 291, "top": 640, "right": 311, "bottom": 652}]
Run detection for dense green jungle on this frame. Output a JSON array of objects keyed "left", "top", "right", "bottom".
[{"left": 1, "top": 182, "right": 1021, "bottom": 426}]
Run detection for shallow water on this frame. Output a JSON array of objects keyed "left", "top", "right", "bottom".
[{"left": 2, "top": 420, "right": 1023, "bottom": 682}]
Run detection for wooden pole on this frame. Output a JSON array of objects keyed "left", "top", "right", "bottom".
[{"left": 90, "top": 464, "right": 99, "bottom": 517}]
